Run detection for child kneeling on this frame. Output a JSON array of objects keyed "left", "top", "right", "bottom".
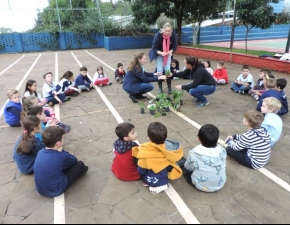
[
  {"left": 133, "top": 122, "right": 184, "bottom": 194},
  {"left": 34, "top": 126, "right": 88, "bottom": 197},
  {"left": 183, "top": 124, "right": 227, "bottom": 192}
]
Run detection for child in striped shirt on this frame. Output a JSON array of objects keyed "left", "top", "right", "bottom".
[{"left": 225, "top": 110, "right": 271, "bottom": 169}]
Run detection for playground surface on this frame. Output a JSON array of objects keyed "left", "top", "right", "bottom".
[
  {"left": 202, "top": 38, "right": 288, "bottom": 53},
  {"left": 0, "top": 48, "right": 290, "bottom": 224}
]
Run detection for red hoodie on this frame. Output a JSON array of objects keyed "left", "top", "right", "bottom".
[{"left": 213, "top": 67, "right": 228, "bottom": 83}]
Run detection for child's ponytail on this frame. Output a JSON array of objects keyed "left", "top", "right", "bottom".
[{"left": 17, "top": 116, "right": 41, "bottom": 155}]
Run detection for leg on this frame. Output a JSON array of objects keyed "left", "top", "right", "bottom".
[
  {"left": 94, "top": 79, "right": 102, "bottom": 86},
  {"left": 64, "top": 161, "right": 88, "bottom": 191},
  {"left": 189, "top": 85, "right": 217, "bottom": 104},
  {"left": 181, "top": 166, "right": 195, "bottom": 187},
  {"left": 78, "top": 85, "right": 88, "bottom": 91},
  {"left": 10, "top": 121, "right": 21, "bottom": 127},
  {"left": 158, "top": 79, "right": 163, "bottom": 93},
  {"left": 64, "top": 89, "right": 77, "bottom": 96},
  {"left": 226, "top": 146, "right": 254, "bottom": 169},
  {"left": 139, "top": 83, "right": 154, "bottom": 94},
  {"left": 167, "top": 77, "right": 172, "bottom": 94},
  {"left": 46, "top": 96, "right": 59, "bottom": 105},
  {"left": 231, "top": 82, "right": 243, "bottom": 92},
  {"left": 155, "top": 55, "right": 164, "bottom": 73}
]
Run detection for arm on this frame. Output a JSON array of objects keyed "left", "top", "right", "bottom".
[
  {"left": 228, "top": 134, "right": 250, "bottom": 151},
  {"left": 173, "top": 69, "right": 191, "bottom": 79},
  {"left": 85, "top": 76, "right": 93, "bottom": 84},
  {"left": 184, "top": 151, "right": 195, "bottom": 172},
  {"left": 182, "top": 70, "right": 204, "bottom": 90},
  {"left": 134, "top": 69, "right": 158, "bottom": 83},
  {"left": 62, "top": 151, "right": 78, "bottom": 170}
]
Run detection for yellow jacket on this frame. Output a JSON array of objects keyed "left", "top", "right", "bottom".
[{"left": 132, "top": 140, "right": 184, "bottom": 180}]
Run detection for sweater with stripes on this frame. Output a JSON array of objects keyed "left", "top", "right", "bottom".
[{"left": 228, "top": 127, "right": 271, "bottom": 169}]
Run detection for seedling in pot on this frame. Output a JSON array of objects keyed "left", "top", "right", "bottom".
[
  {"left": 138, "top": 101, "right": 145, "bottom": 114},
  {"left": 149, "top": 104, "right": 156, "bottom": 115}
]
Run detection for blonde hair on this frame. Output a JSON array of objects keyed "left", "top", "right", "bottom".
[
  {"left": 244, "top": 110, "right": 264, "bottom": 128},
  {"left": 7, "top": 90, "right": 19, "bottom": 99},
  {"left": 161, "top": 23, "right": 172, "bottom": 33},
  {"left": 127, "top": 52, "right": 145, "bottom": 73},
  {"left": 263, "top": 97, "right": 282, "bottom": 114},
  {"left": 266, "top": 78, "right": 276, "bottom": 89}
]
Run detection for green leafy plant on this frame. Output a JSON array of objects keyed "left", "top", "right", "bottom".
[
  {"left": 149, "top": 104, "right": 156, "bottom": 111},
  {"left": 138, "top": 101, "right": 145, "bottom": 108},
  {"left": 165, "top": 70, "right": 171, "bottom": 77}
]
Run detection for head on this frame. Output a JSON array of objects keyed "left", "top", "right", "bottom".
[
  {"left": 117, "top": 63, "right": 123, "bottom": 70},
  {"left": 242, "top": 65, "right": 250, "bottom": 77},
  {"left": 27, "top": 106, "right": 45, "bottom": 122},
  {"left": 265, "top": 78, "right": 276, "bottom": 89},
  {"left": 60, "top": 71, "right": 74, "bottom": 81},
  {"left": 161, "top": 23, "right": 172, "bottom": 37},
  {"left": 7, "top": 90, "right": 20, "bottom": 103},
  {"left": 259, "top": 68, "right": 272, "bottom": 79},
  {"left": 17, "top": 115, "right": 41, "bottom": 155},
  {"left": 25, "top": 79, "right": 38, "bottom": 94},
  {"left": 261, "top": 97, "right": 282, "bottom": 114},
  {"left": 204, "top": 60, "right": 211, "bottom": 68},
  {"left": 147, "top": 122, "right": 167, "bottom": 145},
  {"left": 198, "top": 124, "right": 219, "bottom": 148},
  {"left": 43, "top": 72, "right": 53, "bottom": 83},
  {"left": 42, "top": 126, "right": 65, "bottom": 149},
  {"left": 262, "top": 74, "right": 275, "bottom": 86},
  {"left": 97, "top": 66, "right": 104, "bottom": 74},
  {"left": 80, "top": 66, "right": 88, "bottom": 77},
  {"left": 243, "top": 110, "right": 264, "bottom": 129},
  {"left": 115, "top": 122, "right": 137, "bottom": 142},
  {"left": 276, "top": 78, "right": 287, "bottom": 91},
  {"left": 171, "top": 59, "right": 179, "bottom": 68},
  {"left": 184, "top": 56, "right": 200, "bottom": 70},
  {"left": 217, "top": 61, "right": 224, "bottom": 70},
  {"left": 127, "top": 52, "right": 146, "bottom": 72}
]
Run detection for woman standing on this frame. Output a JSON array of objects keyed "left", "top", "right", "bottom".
[
  {"left": 123, "top": 52, "right": 167, "bottom": 103},
  {"left": 149, "top": 23, "right": 177, "bottom": 94},
  {"left": 173, "top": 56, "right": 217, "bottom": 107}
]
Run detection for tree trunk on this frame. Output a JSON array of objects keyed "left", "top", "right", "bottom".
[
  {"left": 245, "top": 29, "right": 249, "bottom": 53},
  {"left": 176, "top": 14, "right": 182, "bottom": 45},
  {"left": 197, "top": 20, "right": 202, "bottom": 44}
]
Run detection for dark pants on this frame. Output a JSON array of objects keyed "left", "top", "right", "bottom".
[
  {"left": 181, "top": 166, "right": 195, "bottom": 187},
  {"left": 64, "top": 89, "right": 78, "bottom": 96},
  {"left": 64, "top": 161, "right": 88, "bottom": 191},
  {"left": 158, "top": 77, "right": 172, "bottom": 87},
  {"left": 10, "top": 121, "right": 21, "bottom": 127},
  {"left": 226, "top": 146, "right": 254, "bottom": 169},
  {"left": 46, "top": 93, "right": 66, "bottom": 104}
]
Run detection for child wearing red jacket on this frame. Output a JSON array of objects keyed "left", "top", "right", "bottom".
[
  {"left": 111, "top": 123, "right": 140, "bottom": 181},
  {"left": 213, "top": 61, "right": 228, "bottom": 84}
]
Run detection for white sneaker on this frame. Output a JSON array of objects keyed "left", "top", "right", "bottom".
[{"left": 149, "top": 183, "right": 170, "bottom": 194}]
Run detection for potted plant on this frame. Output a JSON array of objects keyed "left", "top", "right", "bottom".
[
  {"left": 165, "top": 70, "right": 171, "bottom": 78},
  {"left": 138, "top": 101, "right": 145, "bottom": 114},
  {"left": 173, "top": 98, "right": 182, "bottom": 112},
  {"left": 161, "top": 108, "right": 167, "bottom": 116},
  {"left": 149, "top": 104, "right": 156, "bottom": 115},
  {"left": 164, "top": 101, "right": 171, "bottom": 112}
]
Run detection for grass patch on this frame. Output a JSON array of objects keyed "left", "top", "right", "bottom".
[{"left": 182, "top": 44, "right": 278, "bottom": 56}]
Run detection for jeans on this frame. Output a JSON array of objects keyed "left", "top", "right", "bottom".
[
  {"left": 45, "top": 93, "right": 66, "bottom": 104},
  {"left": 78, "top": 84, "right": 90, "bottom": 90},
  {"left": 188, "top": 85, "right": 217, "bottom": 103},
  {"left": 226, "top": 146, "right": 254, "bottom": 169},
  {"left": 125, "top": 83, "right": 154, "bottom": 95},
  {"left": 156, "top": 55, "right": 171, "bottom": 73},
  {"left": 231, "top": 82, "right": 251, "bottom": 92}
]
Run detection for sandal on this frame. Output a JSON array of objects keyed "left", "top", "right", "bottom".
[{"left": 149, "top": 183, "right": 170, "bottom": 195}]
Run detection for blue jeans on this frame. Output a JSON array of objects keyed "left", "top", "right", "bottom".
[
  {"left": 46, "top": 94, "right": 66, "bottom": 104},
  {"left": 126, "top": 83, "right": 154, "bottom": 95},
  {"left": 156, "top": 55, "right": 171, "bottom": 73},
  {"left": 231, "top": 82, "right": 251, "bottom": 92},
  {"left": 188, "top": 85, "right": 217, "bottom": 103}
]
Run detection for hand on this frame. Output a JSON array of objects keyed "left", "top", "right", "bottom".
[
  {"left": 167, "top": 73, "right": 173, "bottom": 78},
  {"left": 41, "top": 100, "right": 46, "bottom": 105},
  {"left": 225, "top": 136, "right": 233, "bottom": 143},
  {"left": 234, "top": 80, "right": 238, "bottom": 84},
  {"left": 168, "top": 51, "right": 173, "bottom": 56},
  {"left": 50, "top": 120, "right": 59, "bottom": 126},
  {"left": 175, "top": 85, "right": 182, "bottom": 90},
  {"left": 58, "top": 99, "right": 63, "bottom": 104},
  {"left": 158, "top": 75, "right": 167, "bottom": 80},
  {"left": 154, "top": 72, "right": 162, "bottom": 76},
  {"left": 90, "top": 83, "right": 94, "bottom": 88},
  {"left": 161, "top": 52, "right": 168, "bottom": 57}
]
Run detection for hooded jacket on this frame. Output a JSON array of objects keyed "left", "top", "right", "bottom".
[{"left": 132, "top": 140, "right": 183, "bottom": 187}]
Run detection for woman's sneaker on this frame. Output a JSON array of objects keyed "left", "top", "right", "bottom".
[{"left": 197, "top": 101, "right": 209, "bottom": 107}]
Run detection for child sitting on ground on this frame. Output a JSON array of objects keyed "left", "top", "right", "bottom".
[
  {"left": 93, "top": 66, "right": 112, "bottom": 87},
  {"left": 248, "top": 69, "right": 272, "bottom": 101},
  {"left": 34, "top": 126, "right": 88, "bottom": 198},
  {"left": 275, "top": 78, "right": 288, "bottom": 116},
  {"left": 43, "top": 72, "right": 70, "bottom": 106},
  {"left": 171, "top": 59, "right": 180, "bottom": 80},
  {"left": 231, "top": 65, "right": 254, "bottom": 94},
  {"left": 59, "top": 71, "right": 81, "bottom": 96},
  {"left": 23, "top": 79, "right": 46, "bottom": 106},
  {"left": 115, "top": 63, "right": 126, "bottom": 84},
  {"left": 183, "top": 124, "right": 227, "bottom": 192},
  {"left": 13, "top": 115, "right": 44, "bottom": 174},
  {"left": 204, "top": 60, "right": 213, "bottom": 76},
  {"left": 213, "top": 61, "right": 228, "bottom": 84},
  {"left": 4, "top": 90, "right": 22, "bottom": 127},
  {"left": 75, "top": 66, "right": 94, "bottom": 92},
  {"left": 260, "top": 97, "right": 283, "bottom": 147},
  {"left": 111, "top": 122, "right": 140, "bottom": 181},
  {"left": 226, "top": 110, "right": 271, "bottom": 169},
  {"left": 132, "top": 122, "right": 184, "bottom": 194}
]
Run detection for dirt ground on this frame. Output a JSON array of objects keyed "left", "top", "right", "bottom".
[{"left": 0, "top": 48, "right": 289, "bottom": 224}]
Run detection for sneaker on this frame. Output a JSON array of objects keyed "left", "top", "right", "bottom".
[
  {"left": 64, "top": 96, "right": 71, "bottom": 102},
  {"left": 149, "top": 183, "right": 170, "bottom": 194},
  {"left": 48, "top": 102, "right": 54, "bottom": 106},
  {"left": 86, "top": 88, "right": 90, "bottom": 92},
  {"left": 71, "top": 92, "right": 79, "bottom": 97},
  {"left": 197, "top": 101, "right": 209, "bottom": 107},
  {"left": 173, "top": 77, "right": 179, "bottom": 80},
  {"left": 239, "top": 90, "right": 245, "bottom": 95},
  {"left": 98, "top": 84, "right": 103, "bottom": 87},
  {"left": 107, "top": 82, "right": 112, "bottom": 85}
]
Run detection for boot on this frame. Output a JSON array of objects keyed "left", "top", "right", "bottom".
[
  {"left": 129, "top": 94, "right": 138, "bottom": 103},
  {"left": 158, "top": 80, "right": 163, "bottom": 94},
  {"left": 167, "top": 78, "right": 172, "bottom": 94}
]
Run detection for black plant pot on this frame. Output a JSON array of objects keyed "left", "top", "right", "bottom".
[
  {"left": 156, "top": 97, "right": 160, "bottom": 102},
  {"left": 150, "top": 110, "right": 155, "bottom": 115},
  {"left": 180, "top": 100, "right": 183, "bottom": 106},
  {"left": 162, "top": 112, "right": 167, "bottom": 116},
  {"left": 165, "top": 106, "right": 170, "bottom": 112},
  {"left": 140, "top": 108, "right": 145, "bottom": 114}
]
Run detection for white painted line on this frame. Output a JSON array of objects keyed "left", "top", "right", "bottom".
[
  {"left": 0, "top": 55, "right": 25, "bottom": 76},
  {"left": 53, "top": 52, "right": 65, "bottom": 224},
  {"left": 84, "top": 50, "right": 200, "bottom": 224},
  {"left": 0, "top": 54, "right": 41, "bottom": 118}
]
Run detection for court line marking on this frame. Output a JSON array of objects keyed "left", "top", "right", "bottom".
[
  {"left": 0, "top": 54, "right": 41, "bottom": 118},
  {"left": 84, "top": 50, "right": 200, "bottom": 224},
  {"left": 0, "top": 55, "right": 25, "bottom": 76},
  {"left": 53, "top": 52, "right": 66, "bottom": 224}
]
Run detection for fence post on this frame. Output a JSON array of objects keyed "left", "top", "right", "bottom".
[
  {"left": 59, "top": 32, "right": 66, "bottom": 50},
  {"left": 285, "top": 28, "right": 290, "bottom": 53},
  {"left": 14, "top": 33, "right": 24, "bottom": 53}
]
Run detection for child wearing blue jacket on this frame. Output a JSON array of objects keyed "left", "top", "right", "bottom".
[
  {"left": 75, "top": 66, "right": 94, "bottom": 92},
  {"left": 4, "top": 90, "right": 22, "bottom": 127}
]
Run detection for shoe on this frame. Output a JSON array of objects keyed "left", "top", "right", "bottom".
[
  {"left": 136, "top": 95, "right": 147, "bottom": 99},
  {"left": 48, "top": 102, "right": 54, "bottom": 106},
  {"left": 239, "top": 90, "right": 245, "bottom": 95},
  {"left": 129, "top": 94, "right": 138, "bottom": 103},
  {"left": 149, "top": 183, "right": 170, "bottom": 194},
  {"left": 158, "top": 88, "right": 163, "bottom": 94},
  {"left": 168, "top": 87, "right": 172, "bottom": 94},
  {"left": 143, "top": 182, "right": 149, "bottom": 187},
  {"left": 70, "top": 92, "right": 79, "bottom": 97},
  {"left": 197, "top": 101, "right": 209, "bottom": 107},
  {"left": 81, "top": 166, "right": 89, "bottom": 177},
  {"left": 64, "top": 96, "right": 71, "bottom": 102},
  {"left": 85, "top": 88, "right": 90, "bottom": 92},
  {"left": 107, "top": 82, "right": 112, "bottom": 85},
  {"left": 173, "top": 77, "right": 179, "bottom": 80}
]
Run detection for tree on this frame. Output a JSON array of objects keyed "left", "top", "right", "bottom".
[
  {"left": 236, "top": 0, "right": 278, "bottom": 52},
  {"left": 0, "top": 27, "right": 14, "bottom": 34}
]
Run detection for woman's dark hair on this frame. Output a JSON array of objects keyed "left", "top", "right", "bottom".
[
  {"left": 24, "top": 79, "right": 38, "bottom": 97},
  {"left": 60, "top": 71, "right": 73, "bottom": 81},
  {"left": 185, "top": 56, "right": 203, "bottom": 69},
  {"left": 42, "top": 126, "right": 65, "bottom": 148},
  {"left": 127, "top": 52, "right": 145, "bottom": 73},
  {"left": 17, "top": 116, "right": 41, "bottom": 155},
  {"left": 198, "top": 124, "right": 219, "bottom": 148},
  {"left": 148, "top": 122, "right": 167, "bottom": 145},
  {"left": 115, "top": 122, "right": 135, "bottom": 140}
]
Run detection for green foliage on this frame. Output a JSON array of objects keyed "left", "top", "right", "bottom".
[
  {"left": 138, "top": 101, "right": 145, "bottom": 108},
  {"left": 149, "top": 104, "right": 157, "bottom": 111}
]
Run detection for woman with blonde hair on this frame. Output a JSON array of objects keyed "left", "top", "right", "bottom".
[
  {"left": 149, "top": 23, "right": 177, "bottom": 94},
  {"left": 123, "top": 52, "right": 167, "bottom": 103}
]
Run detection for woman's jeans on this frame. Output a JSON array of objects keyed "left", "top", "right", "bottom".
[
  {"left": 188, "top": 85, "right": 217, "bottom": 103},
  {"left": 231, "top": 82, "right": 251, "bottom": 92},
  {"left": 126, "top": 83, "right": 154, "bottom": 95},
  {"left": 156, "top": 55, "right": 171, "bottom": 73}
]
